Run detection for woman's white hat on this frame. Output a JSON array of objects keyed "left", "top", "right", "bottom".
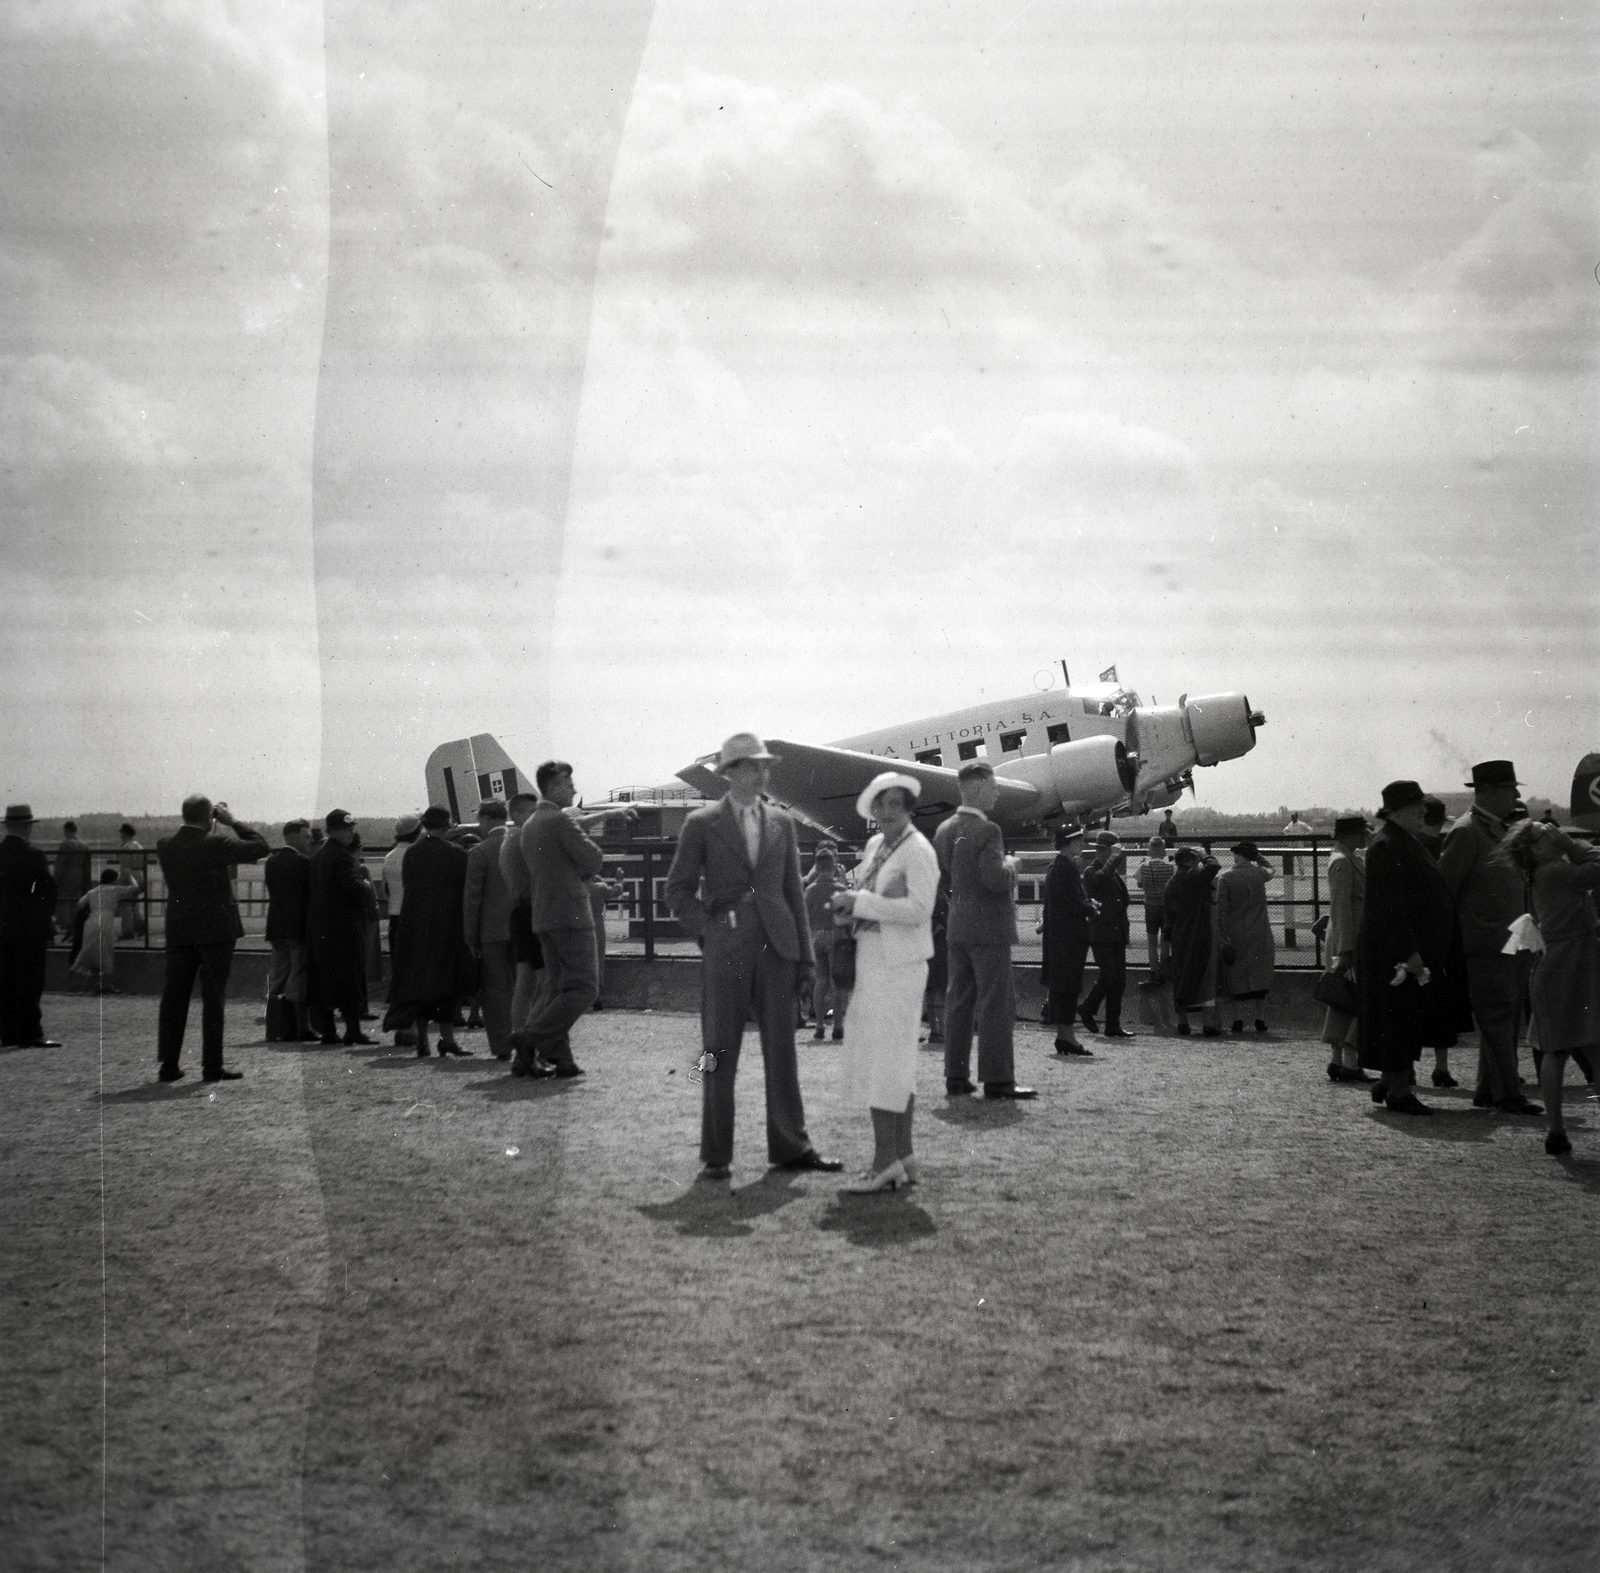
[{"left": 855, "top": 771, "right": 922, "bottom": 823}]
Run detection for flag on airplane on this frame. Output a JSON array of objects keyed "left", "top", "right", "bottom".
[{"left": 1099, "top": 664, "right": 1118, "bottom": 684}]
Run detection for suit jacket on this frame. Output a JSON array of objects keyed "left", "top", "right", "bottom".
[
  {"left": 664, "top": 796, "right": 812, "bottom": 963},
  {"left": 1325, "top": 847, "right": 1365, "bottom": 959},
  {"left": 0, "top": 835, "right": 58, "bottom": 941},
  {"left": 933, "top": 808, "right": 1017, "bottom": 948},
  {"left": 1439, "top": 806, "right": 1528, "bottom": 956},
  {"left": 849, "top": 829, "right": 939, "bottom": 968},
  {"left": 1084, "top": 859, "right": 1131, "bottom": 945},
  {"left": 264, "top": 846, "right": 310, "bottom": 946},
  {"left": 464, "top": 825, "right": 513, "bottom": 945},
  {"left": 157, "top": 823, "right": 269, "bottom": 947},
  {"left": 519, "top": 803, "right": 603, "bottom": 932}
]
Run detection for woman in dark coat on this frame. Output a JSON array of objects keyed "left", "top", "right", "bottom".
[
  {"left": 1039, "top": 823, "right": 1093, "bottom": 1055},
  {"left": 305, "top": 811, "right": 377, "bottom": 1045},
  {"left": 389, "top": 810, "right": 475, "bottom": 1057},
  {"left": 1357, "top": 781, "right": 1473, "bottom": 1115},
  {"left": 1165, "top": 846, "right": 1222, "bottom": 1036}
]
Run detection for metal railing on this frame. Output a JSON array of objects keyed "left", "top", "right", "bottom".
[{"left": 58, "top": 834, "right": 1338, "bottom": 970}]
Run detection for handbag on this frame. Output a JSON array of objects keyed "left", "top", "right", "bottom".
[
  {"left": 1312, "top": 968, "right": 1359, "bottom": 1015},
  {"left": 829, "top": 931, "right": 857, "bottom": 990}
]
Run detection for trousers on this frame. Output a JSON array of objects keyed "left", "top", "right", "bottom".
[
  {"left": 944, "top": 941, "right": 1016, "bottom": 1085},
  {"left": 516, "top": 927, "right": 596, "bottom": 1069},
  {"left": 1466, "top": 952, "right": 1530, "bottom": 1105},
  {"left": 477, "top": 939, "right": 515, "bottom": 1057},
  {"left": 158, "top": 942, "right": 236, "bottom": 1075},
  {"left": 0, "top": 938, "right": 48, "bottom": 1044},
  {"left": 1081, "top": 942, "right": 1128, "bottom": 1031},
  {"left": 698, "top": 913, "right": 812, "bottom": 1168}
]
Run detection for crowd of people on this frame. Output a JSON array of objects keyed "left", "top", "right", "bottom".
[{"left": 2, "top": 743, "right": 1595, "bottom": 1179}]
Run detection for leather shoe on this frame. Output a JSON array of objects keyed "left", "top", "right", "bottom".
[
  {"left": 158, "top": 1066, "right": 185, "bottom": 1083},
  {"left": 1471, "top": 1091, "right": 1494, "bottom": 1107},
  {"left": 23, "top": 1038, "right": 62, "bottom": 1048},
  {"left": 984, "top": 1083, "right": 1037, "bottom": 1099},
  {"left": 1370, "top": 1082, "right": 1389, "bottom": 1104},
  {"left": 1326, "top": 1061, "right": 1345, "bottom": 1083},
  {"left": 780, "top": 1149, "right": 844, "bottom": 1172},
  {"left": 1384, "top": 1092, "right": 1432, "bottom": 1115},
  {"left": 946, "top": 1078, "right": 977, "bottom": 1095},
  {"left": 1055, "top": 1041, "right": 1094, "bottom": 1057},
  {"left": 342, "top": 1032, "right": 378, "bottom": 1046},
  {"left": 202, "top": 1069, "right": 243, "bottom": 1082},
  {"left": 1431, "top": 1068, "right": 1458, "bottom": 1088},
  {"left": 1078, "top": 1008, "right": 1099, "bottom": 1034},
  {"left": 840, "top": 1160, "right": 907, "bottom": 1193},
  {"left": 554, "top": 1061, "right": 585, "bottom": 1078},
  {"left": 1546, "top": 1130, "right": 1573, "bottom": 1156},
  {"left": 437, "top": 1041, "right": 473, "bottom": 1058},
  {"left": 1103, "top": 1027, "right": 1135, "bottom": 1039},
  {"left": 1496, "top": 1097, "right": 1543, "bottom": 1116},
  {"left": 1175, "top": 1021, "right": 1191, "bottom": 1036}
]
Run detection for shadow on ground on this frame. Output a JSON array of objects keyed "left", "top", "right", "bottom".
[
  {"left": 816, "top": 1194, "right": 938, "bottom": 1248},
  {"left": 638, "top": 1170, "right": 807, "bottom": 1238}
]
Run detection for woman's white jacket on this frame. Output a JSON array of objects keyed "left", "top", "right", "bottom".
[{"left": 849, "top": 829, "right": 940, "bottom": 968}]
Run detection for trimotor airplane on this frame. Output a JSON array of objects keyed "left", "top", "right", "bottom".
[
  {"left": 674, "top": 666, "right": 1264, "bottom": 838},
  {"left": 423, "top": 666, "right": 1264, "bottom": 840}
]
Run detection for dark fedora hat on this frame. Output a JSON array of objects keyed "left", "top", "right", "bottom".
[
  {"left": 3, "top": 803, "right": 36, "bottom": 824},
  {"left": 1054, "top": 821, "right": 1086, "bottom": 848},
  {"left": 1377, "top": 780, "right": 1425, "bottom": 817},
  {"left": 1172, "top": 844, "right": 1201, "bottom": 863},
  {"left": 1229, "top": 840, "right": 1261, "bottom": 859},
  {"left": 1466, "top": 760, "right": 1520, "bottom": 788},
  {"left": 1333, "top": 814, "right": 1370, "bottom": 837},
  {"left": 421, "top": 804, "right": 451, "bottom": 830}
]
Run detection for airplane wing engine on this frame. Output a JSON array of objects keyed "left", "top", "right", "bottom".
[
  {"left": 1041, "top": 735, "right": 1138, "bottom": 812},
  {"left": 1184, "top": 693, "right": 1262, "bottom": 767}
]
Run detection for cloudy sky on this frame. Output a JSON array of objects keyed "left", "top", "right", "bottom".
[{"left": 3, "top": 0, "right": 1595, "bottom": 820}]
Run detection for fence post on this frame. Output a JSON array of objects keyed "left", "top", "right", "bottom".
[
  {"left": 642, "top": 845, "right": 655, "bottom": 963},
  {"left": 1281, "top": 847, "right": 1299, "bottom": 949},
  {"left": 1310, "top": 838, "right": 1323, "bottom": 968}
]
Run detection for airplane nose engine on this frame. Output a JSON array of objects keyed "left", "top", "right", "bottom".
[
  {"left": 1184, "top": 693, "right": 1262, "bottom": 766},
  {"left": 1047, "top": 735, "right": 1137, "bottom": 810}
]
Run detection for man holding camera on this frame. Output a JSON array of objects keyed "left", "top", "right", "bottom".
[{"left": 155, "top": 795, "right": 270, "bottom": 1083}]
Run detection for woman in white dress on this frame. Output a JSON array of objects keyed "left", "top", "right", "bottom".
[
  {"left": 830, "top": 772, "right": 941, "bottom": 1193},
  {"left": 73, "top": 867, "right": 139, "bottom": 991}
]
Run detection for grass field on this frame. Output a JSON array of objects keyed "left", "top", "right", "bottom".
[{"left": 3, "top": 994, "right": 1598, "bottom": 1572}]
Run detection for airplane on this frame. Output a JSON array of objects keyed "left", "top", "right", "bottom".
[
  {"left": 674, "top": 665, "right": 1264, "bottom": 838},
  {"left": 423, "top": 665, "right": 1264, "bottom": 841}
]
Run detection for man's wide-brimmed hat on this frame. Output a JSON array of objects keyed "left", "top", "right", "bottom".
[
  {"left": 421, "top": 804, "right": 451, "bottom": 829},
  {"left": 1333, "top": 815, "right": 1370, "bottom": 837},
  {"left": 1466, "top": 759, "right": 1520, "bottom": 789},
  {"left": 717, "top": 732, "right": 778, "bottom": 773},
  {"left": 4, "top": 804, "right": 36, "bottom": 824},
  {"left": 1094, "top": 830, "right": 1120, "bottom": 848},
  {"left": 1172, "top": 845, "right": 1200, "bottom": 863},
  {"left": 855, "top": 771, "right": 921, "bottom": 823},
  {"left": 1377, "top": 780, "right": 1425, "bottom": 818},
  {"left": 1230, "top": 840, "right": 1261, "bottom": 859}
]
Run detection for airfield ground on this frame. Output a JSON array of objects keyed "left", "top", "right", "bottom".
[{"left": 3, "top": 996, "right": 1598, "bottom": 1573}]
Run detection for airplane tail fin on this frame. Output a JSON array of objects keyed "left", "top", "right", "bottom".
[{"left": 425, "top": 735, "right": 525, "bottom": 824}]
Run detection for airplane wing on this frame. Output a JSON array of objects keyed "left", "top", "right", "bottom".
[{"left": 759, "top": 739, "right": 1040, "bottom": 835}]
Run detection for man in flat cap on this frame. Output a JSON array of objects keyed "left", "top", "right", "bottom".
[
  {"left": 665, "top": 734, "right": 841, "bottom": 1178},
  {"left": 155, "top": 795, "right": 271, "bottom": 1082},
  {"left": 935, "top": 759, "right": 1035, "bottom": 1097},
  {"left": 1440, "top": 760, "right": 1542, "bottom": 1114},
  {"left": 1, "top": 805, "right": 60, "bottom": 1048},
  {"left": 305, "top": 809, "right": 377, "bottom": 1048}
]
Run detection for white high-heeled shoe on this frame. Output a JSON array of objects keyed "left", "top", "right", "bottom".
[
  {"left": 840, "top": 1159, "right": 907, "bottom": 1194},
  {"left": 900, "top": 1156, "right": 920, "bottom": 1185}
]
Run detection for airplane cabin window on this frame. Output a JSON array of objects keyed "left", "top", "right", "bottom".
[
  {"left": 957, "top": 740, "right": 984, "bottom": 762},
  {"left": 999, "top": 730, "right": 1025, "bottom": 753},
  {"left": 1047, "top": 723, "right": 1072, "bottom": 746},
  {"left": 915, "top": 748, "right": 942, "bottom": 766}
]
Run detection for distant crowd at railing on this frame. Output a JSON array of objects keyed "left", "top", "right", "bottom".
[{"left": 52, "top": 830, "right": 1343, "bottom": 970}]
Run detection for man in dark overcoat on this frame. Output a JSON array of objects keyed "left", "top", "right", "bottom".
[
  {"left": 305, "top": 808, "right": 375, "bottom": 1046},
  {"left": 1357, "top": 780, "right": 1475, "bottom": 1116},
  {"left": 1080, "top": 831, "right": 1134, "bottom": 1040},
  {"left": 1039, "top": 822, "right": 1093, "bottom": 1055},
  {"left": 392, "top": 805, "right": 474, "bottom": 1057},
  {"left": 264, "top": 819, "right": 315, "bottom": 1040},
  {"left": 156, "top": 795, "right": 271, "bottom": 1081},
  {"left": 1165, "top": 846, "right": 1221, "bottom": 1035},
  {"left": 1, "top": 804, "right": 60, "bottom": 1048}
]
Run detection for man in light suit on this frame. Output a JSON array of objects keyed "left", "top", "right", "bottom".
[
  {"left": 507, "top": 762, "right": 603, "bottom": 1078},
  {"left": 664, "top": 733, "right": 843, "bottom": 1180},
  {"left": 934, "top": 760, "right": 1035, "bottom": 1099}
]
